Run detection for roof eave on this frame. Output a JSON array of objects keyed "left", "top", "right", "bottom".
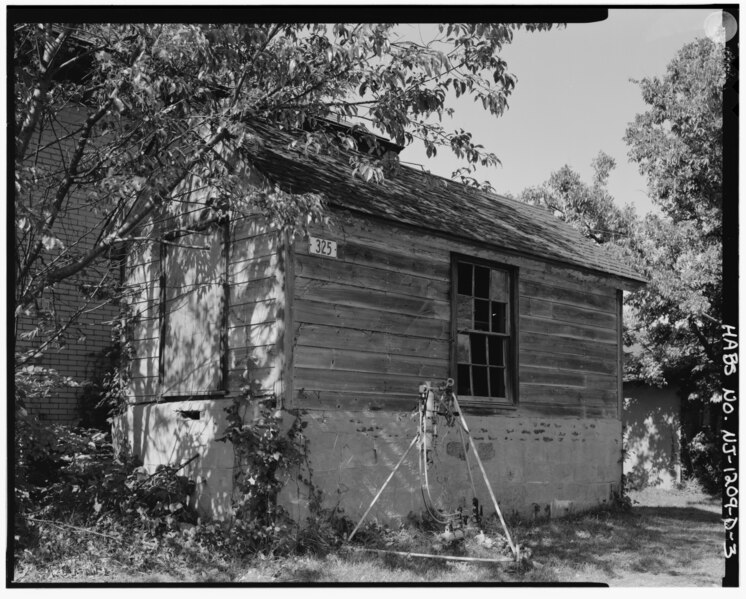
[{"left": 328, "top": 203, "right": 648, "bottom": 290}]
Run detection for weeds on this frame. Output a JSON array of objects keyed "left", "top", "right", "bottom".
[
  {"left": 13, "top": 388, "right": 721, "bottom": 584},
  {"left": 12, "top": 396, "right": 356, "bottom": 582}
]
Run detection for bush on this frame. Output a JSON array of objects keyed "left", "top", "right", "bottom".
[
  {"left": 14, "top": 377, "right": 351, "bottom": 577},
  {"left": 686, "top": 426, "right": 722, "bottom": 494},
  {"left": 15, "top": 396, "right": 198, "bottom": 552}
]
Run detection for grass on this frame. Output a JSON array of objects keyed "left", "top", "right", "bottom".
[
  {"left": 236, "top": 485, "right": 723, "bottom": 585},
  {"left": 13, "top": 484, "right": 724, "bottom": 585}
]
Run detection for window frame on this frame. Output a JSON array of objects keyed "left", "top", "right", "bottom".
[
  {"left": 157, "top": 220, "right": 231, "bottom": 400},
  {"left": 450, "top": 253, "right": 519, "bottom": 409}
]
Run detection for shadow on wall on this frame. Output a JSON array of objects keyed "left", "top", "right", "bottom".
[
  {"left": 117, "top": 212, "right": 285, "bottom": 521},
  {"left": 623, "top": 382, "right": 682, "bottom": 490},
  {"left": 113, "top": 398, "right": 236, "bottom": 519}
]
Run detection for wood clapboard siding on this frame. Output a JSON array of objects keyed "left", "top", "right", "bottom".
[
  {"left": 295, "top": 253, "right": 451, "bottom": 299},
  {"left": 520, "top": 297, "right": 618, "bottom": 329},
  {"left": 124, "top": 238, "right": 161, "bottom": 401},
  {"left": 227, "top": 366, "right": 277, "bottom": 395},
  {"left": 228, "top": 298, "right": 278, "bottom": 328},
  {"left": 229, "top": 255, "right": 279, "bottom": 287},
  {"left": 519, "top": 279, "right": 617, "bottom": 312},
  {"left": 525, "top": 350, "right": 617, "bottom": 376},
  {"left": 520, "top": 332, "right": 617, "bottom": 360},
  {"left": 334, "top": 239, "right": 450, "bottom": 280},
  {"left": 294, "top": 323, "right": 449, "bottom": 359},
  {"left": 295, "top": 366, "right": 433, "bottom": 395},
  {"left": 295, "top": 299, "right": 450, "bottom": 339},
  {"left": 295, "top": 346, "right": 445, "bottom": 377},
  {"left": 296, "top": 389, "right": 420, "bottom": 411},
  {"left": 292, "top": 210, "right": 621, "bottom": 418},
  {"left": 125, "top": 212, "right": 287, "bottom": 403},
  {"left": 295, "top": 277, "right": 451, "bottom": 320},
  {"left": 519, "top": 316, "right": 617, "bottom": 343},
  {"left": 226, "top": 216, "right": 285, "bottom": 397}
]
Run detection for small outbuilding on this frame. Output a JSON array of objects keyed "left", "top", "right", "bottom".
[
  {"left": 623, "top": 381, "right": 683, "bottom": 490},
  {"left": 116, "top": 120, "right": 646, "bottom": 522}
]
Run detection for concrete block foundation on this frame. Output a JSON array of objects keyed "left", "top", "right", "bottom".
[
  {"left": 116, "top": 403, "right": 622, "bottom": 524},
  {"left": 114, "top": 398, "right": 235, "bottom": 518},
  {"left": 280, "top": 409, "right": 622, "bottom": 524}
]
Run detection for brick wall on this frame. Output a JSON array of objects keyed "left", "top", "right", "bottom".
[{"left": 16, "top": 105, "right": 120, "bottom": 423}]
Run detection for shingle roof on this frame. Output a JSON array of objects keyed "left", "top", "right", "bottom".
[{"left": 244, "top": 121, "right": 646, "bottom": 286}]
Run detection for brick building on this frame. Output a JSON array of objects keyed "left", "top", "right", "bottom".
[{"left": 15, "top": 105, "right": 120, "bottom": 423}]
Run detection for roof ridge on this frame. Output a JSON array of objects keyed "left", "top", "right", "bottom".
[{"left": 244, "top": 120, "right": 646, "bottom": 285}]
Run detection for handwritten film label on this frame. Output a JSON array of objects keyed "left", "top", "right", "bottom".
[{"left": 721, "top": 324, "right": 738, "bottom": 561}]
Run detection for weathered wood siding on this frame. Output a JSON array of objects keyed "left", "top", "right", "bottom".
[
  {"left": 292, "top": 210, "right": 621, "bottom": 418},
  {"left": 161, "top": 228, "right": 226, "bottom": 396},
  {"left": 124, "top": 213, "right": 286, "bottom": 403},
  {"left": 226, "top": 215, "right": 286, "bottom": 398},
  {"left": 124, "top": 219, "right": 161, "bottom": 403}
]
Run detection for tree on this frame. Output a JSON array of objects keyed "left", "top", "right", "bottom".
[
  {"left": 518, "top": 151, "right": 635, "bottom": 244},
  {"left": 623, "top": 37, "right": 727, "bottom": 404},
  {"left": 625, "top": 38, "right": 725, "bottom": 235},
  {"left": 623, "top": 39, "right": 730, "bottom": 490},
  {"left": 518, "top": 38, "right": 729, "bottom": 489},
  {"left": 13, "top": 22, "right": 552, "bottom": 380}
]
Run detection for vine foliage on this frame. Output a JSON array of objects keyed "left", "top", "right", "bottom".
[
  {"left": 218, "top": 394, "right": 351, "bottom": 555},
  {"left": 218, "top": 396, "right": 304, "bottom": 553}
]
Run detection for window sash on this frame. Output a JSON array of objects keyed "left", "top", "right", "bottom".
[{"left": 452, "top": 255, "right": 517, "bottom": 405}]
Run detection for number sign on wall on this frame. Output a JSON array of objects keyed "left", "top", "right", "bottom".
[{"left": 308, "top": 236, "right": 338, "bottom": 258}]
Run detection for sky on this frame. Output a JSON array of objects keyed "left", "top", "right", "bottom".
[{"left": 396, "top": 8, "right": 723, "bottom": 216}]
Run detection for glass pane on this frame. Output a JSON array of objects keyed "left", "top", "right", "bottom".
[
  {"left": 490, "top": 367, "right": 506, "bottom": 398},
  {"left": 470, "top": 333, "right": 487, "bottom": 364},
  {"left": 490, "top": 269, "right": 509, "bottom": 301},
  {"left": 457, "top": 363, "right": 471, "bottom": 396},
  {"left": 488, "top": 336, "right": 505, "bottom": 366},
  {"left": 474, "top": 299, "right": 490, "bottom": 330},
  {"left": 457, "top": 262, "right": 473, "bottom": 295},
  {"left": 457, "top": 333, "right": 471, "bottom": 363},
  {"left": 457, "top": 294, "right": 472, "bottom": 331},
  {"left": 491, "top": 301, "right": 507, "bottom": 333},
  {"left": 474, "top": 266, "right": 490, "bottom": 298},
  {"left": 472, "top": 366, "right": 488, "bottom": 396}
]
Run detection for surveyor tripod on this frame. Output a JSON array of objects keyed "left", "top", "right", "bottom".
[{"left": 347, "top": 379, "right": 519, "bottom": 561}]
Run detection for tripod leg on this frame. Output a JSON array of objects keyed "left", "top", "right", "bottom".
[
  {"left": 348, "top": 433, "right": 419, "bottom": 542},
  {"left": 452, "top": 394, "right": 517, "bottom": 558}
]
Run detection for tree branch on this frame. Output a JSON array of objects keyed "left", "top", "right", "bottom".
[
  {"left": 18, "top": 94, "right": 117, "bottom": 288},
  {"left": 24, "top": 517, "right": 121, "bottom": 542},
  {"left": 16, "top": 270, "right": 113, "bottom": 366},
  {"left": 19, "top": 126, "right": 231, "bottom": 307},
  {"left": 15, "top": 26, "right": 73, "bottom": 160},
  {"left": 689, "top": 317, "right": 719, "bottom": 366},
  {"left": 18, "top": 44, "right": 149, "bottom": 290},
  {"left": 231, "top": 23, "right": 283, "bottom": 108}
]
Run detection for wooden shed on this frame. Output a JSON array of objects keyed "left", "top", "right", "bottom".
[{"left": 116, "top": 121, "right": 645, "bottom": 522}]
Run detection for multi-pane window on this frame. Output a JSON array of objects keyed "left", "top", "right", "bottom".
[{"left": 453, "top": 257, "right": 516, "bottom": 404}]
